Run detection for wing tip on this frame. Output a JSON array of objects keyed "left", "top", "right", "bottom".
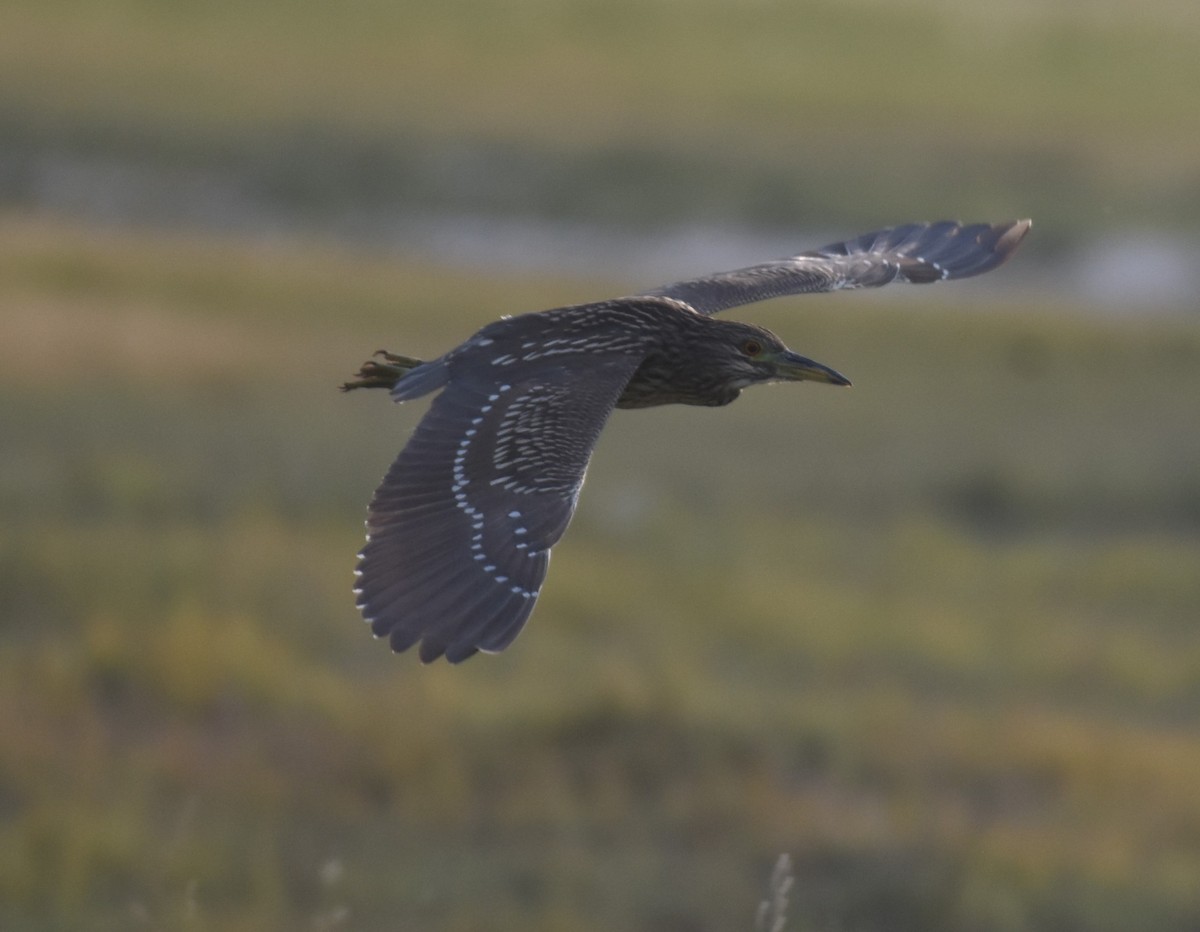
[
  {"left": 898, "top": 217, "right": 1032, "bottom": 283},
  {"left": 994, "top": 218, "right": 1033, "bottom": 261}
]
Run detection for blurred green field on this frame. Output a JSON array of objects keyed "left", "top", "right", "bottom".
[
  {"left": 2, "top": 215, "right": 1199, "bottom": 930},
  {"left": 5, "top": 0, "right": 1200, "bottom": 234}
]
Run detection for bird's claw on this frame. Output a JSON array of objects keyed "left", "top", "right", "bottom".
[
  {"left": 340, "top": 351, "right": 426, "bottom": 392},
  {"left": 374, "top": 350, "right": 423, "bottom": 367}
]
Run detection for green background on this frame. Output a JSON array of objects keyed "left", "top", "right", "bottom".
[{"left": 2, "top": 1, "right": 1198, "bottom": 929}]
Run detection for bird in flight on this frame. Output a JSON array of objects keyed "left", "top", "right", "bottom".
[{"left": 343, "top": 219, "right": 1031, "bottom": 663}]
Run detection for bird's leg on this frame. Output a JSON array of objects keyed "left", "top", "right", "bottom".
[{"left": 340, "top": 350, "right": 427, "bottom": 392}]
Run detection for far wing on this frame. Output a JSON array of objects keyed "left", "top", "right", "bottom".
[{"left": 641, "top": 219, "right": 1031, "bottom": 316}]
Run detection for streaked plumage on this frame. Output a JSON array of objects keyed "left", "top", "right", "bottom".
[{"left": 344, "top": 219, "right": 1031, "bottom": 663}]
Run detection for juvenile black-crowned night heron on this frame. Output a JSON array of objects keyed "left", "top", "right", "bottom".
[{"left": 344, "top": 219, "right": 1031, "bottom": 663}]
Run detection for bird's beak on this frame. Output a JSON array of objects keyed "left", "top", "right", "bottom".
[{"left": 771, "top": 350, "right": 852, "bottom": 386}]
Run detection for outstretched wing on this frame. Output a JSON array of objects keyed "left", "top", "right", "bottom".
[
  {"left": 355, "top": 354, "right": 641, "bottom": 663},
  {"left": 642, "top": 219, "right": 1031, "bottom": 316}
]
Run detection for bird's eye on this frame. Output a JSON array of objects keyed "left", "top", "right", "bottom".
[{"left": 742, "top": 339, "right": 763, "bottom": 357}]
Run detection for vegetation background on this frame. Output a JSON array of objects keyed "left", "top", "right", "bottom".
[{"left": 2, "top": 1, "right": 1198, "bottom": 929}]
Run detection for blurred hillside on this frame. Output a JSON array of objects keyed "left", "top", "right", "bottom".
[
  {"left": 2, "top": 1, "right": 1200, "bottom": 930},
  {"left": 4, "top": 0, "right": 1200, "bottom": 304}
]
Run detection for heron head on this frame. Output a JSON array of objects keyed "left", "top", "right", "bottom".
[{"left": 714, "top": 321, "right": 851, "bottom": 389}]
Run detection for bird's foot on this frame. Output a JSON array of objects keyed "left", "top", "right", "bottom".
[{"left": 340, "top": 350, "right": 426, "bottom": 392}]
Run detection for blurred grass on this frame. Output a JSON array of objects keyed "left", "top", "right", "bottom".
[
  {"left": 8, "top": 0, "right": 1198, "bottom": 152},
  {"left": 4, "top": 0, "right": 1200, "bottom": 232},
  {"left": 1, "top": 215, "right": 1198, "bottom": 930}
]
